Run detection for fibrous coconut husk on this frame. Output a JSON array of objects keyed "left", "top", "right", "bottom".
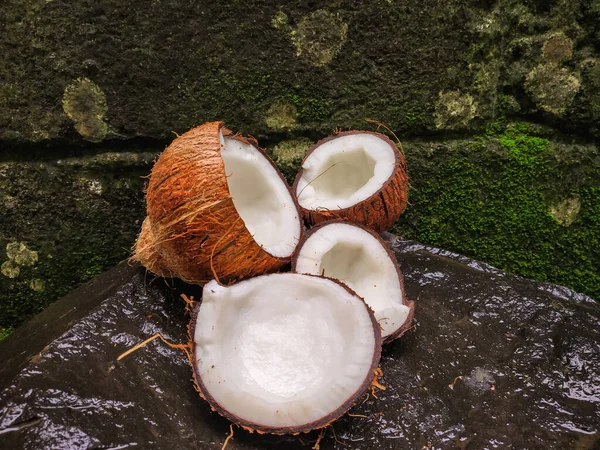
[
  {"left": 131, "top": 216, "right": 173, "bottom": 278},
  {"left": 133, "top": 121, "right": 301, "bottom": 285}
]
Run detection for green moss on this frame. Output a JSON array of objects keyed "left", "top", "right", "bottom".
[
  {"left": 0, "top": 327, "right": 13, "bottom": 342},
  {"left": 283, "top": 93, "right": 330, "bottom": 123},
  {"left": 396, "top": 123, "right": 600, "bottom": 299},
  {"left": 0, "top": 157, "right": 149, "bottom": 330}
]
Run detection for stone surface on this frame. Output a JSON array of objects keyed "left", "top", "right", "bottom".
[
  {"left": 0, "top": 239, "right": 598, "bottom": 449},
  {"left": 2, "top": 0, "right": 600, "bottom": 143},
  {"left": 0, "top": 150, "right": 156, "bottom": 332}
]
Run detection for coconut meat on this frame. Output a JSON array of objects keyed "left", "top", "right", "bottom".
[
  {"left": 296, "top": 134, "right": 396, "bottom": 211},
  {"left": 194, "top": 273, "right": 377, "bottom": 429},
  {"left": 294, "top": 223, "right": 409, "bottom": 339},
  {"left": 220, "top": 133, "right": 301, "bottom": 258}
]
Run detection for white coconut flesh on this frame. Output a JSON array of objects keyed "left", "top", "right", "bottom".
[
  {"left": 220, "top": 132, "right": 301, "bottom": 258},
  {"left": 296, "top": 133, "right": 396, "bottom": 211},
  {"left": 294, "top": 223, "right": 410, "bottom": 339},
  {"left": 194, "top": 273, "right": 378, "bottom": 429}
]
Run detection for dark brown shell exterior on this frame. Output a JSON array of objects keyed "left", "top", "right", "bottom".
[
  {"left": 291, "top": 219, "right": 415, "bottom": 343},
  {"left": 135, "top": 121, "right": 302, "bottom": 285},
  {"left": 188, "top": 274, "right": 382, "bottom": 435},
  {"left": 292, "top": 131, "right": 409, "bottom": 233}
]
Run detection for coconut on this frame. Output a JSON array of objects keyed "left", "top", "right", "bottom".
[
  {"left": 134, "top": 122, "right": 303, "bottom": 284},
  {"left": 132, "top": 217, "right": 173, "bottom": 278},
  {"left": 293, "top": 131, "right": 409, "bottom": 232},
  {"left": 292, "top": 221, "right": 414, "bottom": 342},
  {"left": 190, "top": 273, "right": 382, "bottom": 434}
]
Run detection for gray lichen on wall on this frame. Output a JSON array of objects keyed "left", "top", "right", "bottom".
[
  {"left": 524, "top": 64, "right": 580, "bottom": 116},
  {"left": 274, "top": 9, "right": 348, "bottom": 67},
  {"left": 6, "top": 242, "right": 38, "bottom": 267},
  {"left": 266, "top": 100, "right": 298, "bottom": 130},
  {"left": 1, "top": 242, "right": 38, "bottom": 280},
  {"left": 271, "top": 10, "right": 288, "bottom": 30},
  {"left": 1, "top": 261, "right": 20, "bottom": 279},
  {"left": 550, "top": 197, "right": 581, "bottom": 226},
  {"left": 542, "top": 33, "right": 574, "bottom": 63},
  {"left": 271, "top": 138, "right": 314, "bottom": 184},
  {"left": 434, "top": 90, "right": 477, "bottom": 130},
  {"left": 62, "top": 78, "right": 109, "bottom": 143}
]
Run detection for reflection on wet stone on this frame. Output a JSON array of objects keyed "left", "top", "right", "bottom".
[{"left": 0, "top": 239, "right": 599, "bottom": 449}]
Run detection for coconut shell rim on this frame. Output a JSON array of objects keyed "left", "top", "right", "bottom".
[
  {"left": 187, "top": 272, "right": 382, "bottom": 435},
  {"left": 292, "top": 130, "right": 405, "bottom": 214},
  {"left": 291, "top": 219, "right": 415, "bottom": 343}
]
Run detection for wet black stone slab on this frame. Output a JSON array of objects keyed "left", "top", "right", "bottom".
[{"left": 1, "top": 238, "right": 599, "bottom": 449}]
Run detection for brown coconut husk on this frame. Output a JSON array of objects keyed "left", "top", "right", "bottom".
[
  {"left": 131, "top": 216, "right": 173, "bottom": 278},
  {"left": 292, "top": 131, "right": 409, "bottom": 233},
  {"left": 134, "top": 121, "right": 301, "bottom": 285},
  {"left": 187, "top": 274, "right": 383, "bottom": 435}
]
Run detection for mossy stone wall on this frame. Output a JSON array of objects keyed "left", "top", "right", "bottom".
[
  {"left": 0, "top": 152, "right": 155, "bottom": 336},
  {"left": 2, "top": 0, "right": 600, "bottom": 142},
  {"left": 1, "top": 0, "right": 600, "bottom": 335},
  {"left": 396, "top": 123, "right": 600, "bottom": 299}
]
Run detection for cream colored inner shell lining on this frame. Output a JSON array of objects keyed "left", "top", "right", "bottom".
[
  {"left": 220, "top": 133, "right": 301, "bottom": 257},
  {"left": 294, "top": 223, "right": 409, "bottom": 338},
  {"left": 194, "top": 274, "right": 377, "bottom": 428},
  {"left": 296, "top": 134, "right": 395, "bottom": 210}
]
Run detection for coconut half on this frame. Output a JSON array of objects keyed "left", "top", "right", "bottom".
[
  {"left": 190, "top": 273, "right": 382, "bottom": 434},
  {"left": 292, "top": 221, "right": 414, "bottom": 342},
  {"left": 135, "top": 122, "right": 303, "bottom": 284},
  {"left": 293, "top": 131, "right": 409, "bottom": 232}
]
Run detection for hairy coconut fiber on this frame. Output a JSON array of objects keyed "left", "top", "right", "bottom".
[
  {"left": 132, "top": 217, "right": 173, "bottom": 278},
  {"left": 293, "top": 131, "right": 409, "bottom": 233},
  {"left": 135, "top": 121, "right": 300, "bottom": 284}
]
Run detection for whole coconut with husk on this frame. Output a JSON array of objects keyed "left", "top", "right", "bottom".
[
  {"left": 293, "top": 131, "right": 409, "bottom": 232},
  {"left": 133, "top": 121, "right": 303, "bottom": 284}
]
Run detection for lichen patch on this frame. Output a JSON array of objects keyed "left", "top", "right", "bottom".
[
  {"left": 550, "top": 197, "right": 581, "bottom": 226},
  {"left": 6, "top": 242, "right": 38, "bottom": 267},
  {"left": 62, "top": 78, "right": 109, "bottom": 143},
  {"left": 271, "top": 11, "right": 289, "bottom": 30},
  {"left": 266, "top": 101, "right": 298, "bottom": 130},
  {"left": 1, "top": 261, "right": 20, "bottom": 279},
  {"left": 542, "top": 34, "right": 574, "bottom": 63},
  {"left": 29, "top": 279, "right": 45, "bottom": 292},
  {"left": 524, "top": 64, "right": 580, "bottom": 116},
  {"left": 289, "top": 10, "right": 348, "bottom": 67},
  {"left": 272, "top": 138, "right": 314, "bottom": 184},
  {"left": 434, "top": 90, "right": 477, "bottom": 130}
]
